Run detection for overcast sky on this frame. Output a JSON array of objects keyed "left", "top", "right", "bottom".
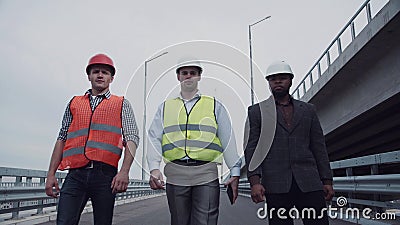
[{"left": 0, "top": 0, "right": 388, "bottom": 179}]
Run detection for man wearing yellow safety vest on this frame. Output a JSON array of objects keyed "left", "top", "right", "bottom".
[
  {"left": 147, "top": 58, "right": 242, "bottom": 225},
  {"left": 45, "top": 53, "right": 139, "bottom": 225}
]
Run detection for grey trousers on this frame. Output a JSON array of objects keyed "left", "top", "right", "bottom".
[{"left": 166, "top": 179, "right": 220, "bottom": 225}]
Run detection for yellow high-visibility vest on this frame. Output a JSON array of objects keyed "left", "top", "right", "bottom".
[{"left": 162, "top": 95, "right": 223, "bottom": 163}]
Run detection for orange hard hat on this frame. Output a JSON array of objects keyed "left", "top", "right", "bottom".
[{"left": 86, "top": 53, "right": 116, "bottom": 76}]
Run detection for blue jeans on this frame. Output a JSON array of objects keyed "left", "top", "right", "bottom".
[{"left": 57, "top": 162, "right": 117, "bottom": 225}]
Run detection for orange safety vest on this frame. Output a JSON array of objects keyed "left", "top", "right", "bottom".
[{"left": 58, "top": 94, "right": 124, "bottom": 170}]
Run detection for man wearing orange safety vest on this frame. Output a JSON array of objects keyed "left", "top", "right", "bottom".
[{"left": 45, "top": 53, "right": 139, "bottom": 225}]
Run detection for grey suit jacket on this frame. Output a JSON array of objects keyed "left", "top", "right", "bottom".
[{"left": 244, "top": 97, "right": 332, "bottom": 194}]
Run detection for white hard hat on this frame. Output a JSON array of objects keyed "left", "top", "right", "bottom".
[
  {"left": 265, "top": 60, "right": 294, "bottom": 79},
  {"left": 176, "top": 57, "right": 203, "bottom": 74}
]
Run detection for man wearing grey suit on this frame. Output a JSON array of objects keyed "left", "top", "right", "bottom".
[
  {"left": 147, "top": 58, "right": 241, "bottom": 225},
  {"left": 244, "top": 61, "right": 334, "bottom": 225}
]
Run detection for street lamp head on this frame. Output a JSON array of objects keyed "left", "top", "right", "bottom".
[
  {"left": 145, "top": 51, "right": 169, "bottom": 63},
  {"left": 250, "top": 15, "right": 271, "bottom": 27}
]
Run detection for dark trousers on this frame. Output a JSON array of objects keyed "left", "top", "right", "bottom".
[
  {"left": 57, "top": 163, "right": 117, "bottom": 225},
  {"left": 266, "top": 179, "right": 329, "bottom": 225},
  {"left": 166, "top": 179, "right": 220, "bottom": 225}
]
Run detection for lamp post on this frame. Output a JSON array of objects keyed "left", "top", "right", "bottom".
[
  {"left": 249, "top": 16, "right": 271, "bottom": 105},
  {"left": 142, "top": 51, "right": 168, "bottom": 180}
]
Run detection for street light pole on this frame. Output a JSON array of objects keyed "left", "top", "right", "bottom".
[
  {"left": 249, "top": 16, "right": 271, "bottom": 105},
  {"left": 142, "top": 51, "right": 168, "bottom": 180}
]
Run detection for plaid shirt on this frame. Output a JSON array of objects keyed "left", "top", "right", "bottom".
[{"left": 57, "top": 90, "right": 139, "bottom": 147}]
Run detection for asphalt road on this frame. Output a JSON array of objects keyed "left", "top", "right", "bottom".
[{"left": 38, "top": 194, "right": 360, "bottom": 225}]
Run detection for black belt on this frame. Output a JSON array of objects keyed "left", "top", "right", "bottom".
[
  {"left": 172, "top": 159, "right": 209, "bottom": 166},
  {"left": 78, "top": 161, "right": 115, "bottom": 170}
]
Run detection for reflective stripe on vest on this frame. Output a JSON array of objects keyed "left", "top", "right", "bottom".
[
  {"left": 58, "top": 95, "right": 123, "bottom": 170},
  {"left": 162, "top": 95, "right": 223, "bottom": 163}
]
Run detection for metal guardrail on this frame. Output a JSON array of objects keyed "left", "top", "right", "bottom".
[
  {"left": 0, "top": 167, "right": 163, "bottom": 220},
  {"left": 0, "top": 167, "right": 67, "bottom": 188},
  {"left": 292, "top": 0, "right": 388, "bottom": 100},
  {"left": 334, "top": 174, "right": 400, "bottom": 194},
  {"left": 330, "top": 150, "right": 400, "bottom": 169},
  {"left": 331, "top": 150, "right": 400, "bottom": 196},
  {"left": 233, "top": 150, "right": 400, "bottom": 211}
]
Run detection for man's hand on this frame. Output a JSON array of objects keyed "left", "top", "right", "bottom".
[
  {"left": 224, "top": 176, "right": 239, "bottom": 204},
  {"left": 111, "top": 171, "right": 129, "bottom": 194},
  {"left": 45, "top": 174, "right": 60, "bottom": 198},
  {"left": 149, "top": 169, "right": 165, "bottom": 190},
  {"left": 323, "top": 184, "right": 334, "bottom": 201},
  {"left": 45, "top": 140, "right": 64, "bottom": 198},
  {"left": 251, "top": 183, "right": 265, "bottom": 203}
]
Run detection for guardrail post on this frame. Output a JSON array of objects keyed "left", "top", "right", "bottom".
[
  {"left": 366, "top": 2, "right": 372, "bottom": 23},
  {"left": 11, "top": 201, "right": 19, "bottom": 219},
  {"left": 27, "top": 177, "right": 32, "bottom": 187},
  {"left": 351, "top": 22, "right": 356, "bottom": 40},
  {"left": 15, "top": 176, "right": 22, "bottom": 187},
  {"left": 37, "top": 176, "right": 46, "bottom": 214},
  {"left": 326, "top": 51, "right": 331, "bottom": 66},
  {"left": 370, "top": 165, "right": 382, "bottom": 214},
  {"left": 317, "top": 63, "right": 322, "bottom": 77},
  {"left": 346, "top": 168, "right": 354, "bottom": 208},
  {"left": 337, "top": 38, "right": 342, "bottom": 55},
  {"left": 37, "top": 200, "right": 44, "bottom": 214}
]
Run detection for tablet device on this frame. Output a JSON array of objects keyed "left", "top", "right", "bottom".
[{"left": 227, "top": 184, "right": 234, "bottom": 205}]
